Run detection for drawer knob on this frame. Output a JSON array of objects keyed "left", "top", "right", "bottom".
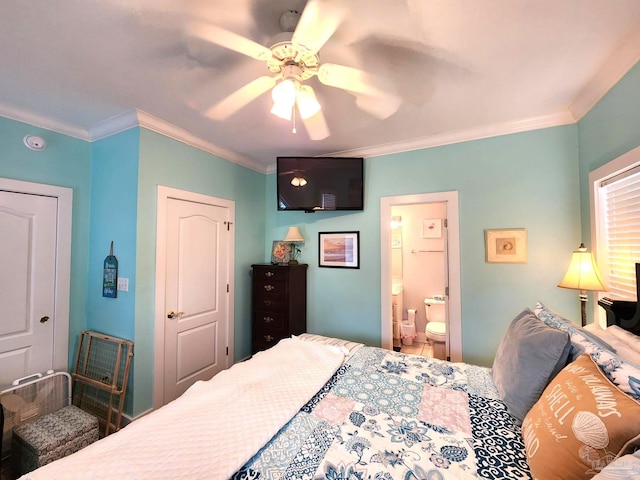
[
  {"left": 263, "top": 316, "right": 274, "bottom": 323},
  {"left": 265, "top": 271, "right": 275, "bottom": 277},
  {"left": 264, "top": 335, "right": 274, "bottom": 342},
  {"left": 263, "top": 299, "right": 274, "bottom": 306},
  {"left": 263, "top": 284, "right": 275, "bottom": 291}
]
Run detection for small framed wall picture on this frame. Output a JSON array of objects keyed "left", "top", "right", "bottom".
[
  {"left": 485, "top": 228, "right": 527, "bottom": 263},
  {"left": 318, "top": 231, "right": 360, "bottom": 269},
  {"left": 422, "top": 218, "right": 442, "bottom": 238}
]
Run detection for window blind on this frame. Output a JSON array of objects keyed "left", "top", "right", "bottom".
[{"left": 600, "top": 169, "right": 640, "bottom": 300}]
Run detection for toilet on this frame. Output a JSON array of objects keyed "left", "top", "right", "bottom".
[{"left": 424, "top": 297, "right": 447, "bottom": 359}]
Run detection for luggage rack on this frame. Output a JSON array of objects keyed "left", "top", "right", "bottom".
[{"left": 72, "top": 331, "right": 133, "bottom": 437}]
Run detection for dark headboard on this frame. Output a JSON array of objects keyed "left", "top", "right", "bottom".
[{"left": 597, "top": 263, "right": 640, "bottom": 335}]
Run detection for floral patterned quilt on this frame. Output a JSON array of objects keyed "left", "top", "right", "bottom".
[{"left": 233, "top": 346, "right": 532, "bottom": 479}]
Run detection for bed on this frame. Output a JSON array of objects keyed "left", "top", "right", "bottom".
[{"left": 16, "top": 302, "right": 640, "bottom": 480}]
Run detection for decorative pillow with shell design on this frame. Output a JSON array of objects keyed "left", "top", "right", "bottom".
[{"left": 522, "top": 354, "right": 640, "bottom": 479}]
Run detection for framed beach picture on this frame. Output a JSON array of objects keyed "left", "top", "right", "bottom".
[
  {"left": 485, "top": 228, "right": 527, "bottom": 263},
  {"left": 318, "top": 231, "right": 360, "bottom": 269}
]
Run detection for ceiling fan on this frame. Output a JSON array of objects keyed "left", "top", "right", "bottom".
[{"left": 188, "top": 0, "right": 401, "bottom": 140}]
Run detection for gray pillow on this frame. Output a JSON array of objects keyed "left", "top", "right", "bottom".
[{"left": 492, "top": 308, "right": 571, "bottom": 423}]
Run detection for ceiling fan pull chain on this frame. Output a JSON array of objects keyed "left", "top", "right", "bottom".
[{"left": 292, "top": 105, "right": 297, "bottom": 134}]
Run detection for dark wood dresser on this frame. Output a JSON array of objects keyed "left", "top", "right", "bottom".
[{"left": 251, "top": 263, "right": 308, "bottom": 354}]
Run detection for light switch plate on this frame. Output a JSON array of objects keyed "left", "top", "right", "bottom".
[{"left": 117, "top": 277, "right": 129, "bottom": 292}]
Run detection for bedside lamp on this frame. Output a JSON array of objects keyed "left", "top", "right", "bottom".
[
  {"left": 558, "top": 243, "right": 608, "bottom": 326},
  {"left": 284, "top": 226, "right": 304, "bottom": 265}
]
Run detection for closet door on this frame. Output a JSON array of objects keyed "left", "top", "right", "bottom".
[{"left": 0, "top": 191, "right": 57, "bottom": 385}]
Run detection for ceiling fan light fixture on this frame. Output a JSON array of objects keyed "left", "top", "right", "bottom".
[
  {"left": 290, "top": 176, "right": 307, "bottom": 187},
  {"left": 271, "top": 78, "right": 297, "bottom": 106},
  {"left": 296, "top": 85, "right": 321, "bottom": 119},
  {"left": 270, "top": 101, "right": 293, "bottom": 120}
]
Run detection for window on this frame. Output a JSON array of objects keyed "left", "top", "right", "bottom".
[{"left": 590, "top": 146, "right": 640, "bottom": 320}]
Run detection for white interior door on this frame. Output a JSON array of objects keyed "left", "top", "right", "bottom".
[
  {"left": 155, "top": 188, "right": 234, "bottom": 406},
  {"left": 0, "top": 191, "right": 57, "bottom": 385},
  {"left": 380, "top": 191, "right": 462, "bottom": 362}
]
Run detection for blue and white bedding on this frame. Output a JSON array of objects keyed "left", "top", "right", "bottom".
[
  {"left": 16, "top": 305, "right": 640, "bottom": 480},
  {"left": 234, "top": 345, "right": 531, "bottom": 480},
  {"left": 20, "top": 337, "right": 531, "bottom": 480}
]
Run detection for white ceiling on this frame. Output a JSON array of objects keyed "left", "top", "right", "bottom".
[{"left": 2, "top": 0, "right": 640, "bottom": 173}]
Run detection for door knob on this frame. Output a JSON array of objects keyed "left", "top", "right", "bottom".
[{"left": 167, "top": 311, "right": 185, "bottom": 319}]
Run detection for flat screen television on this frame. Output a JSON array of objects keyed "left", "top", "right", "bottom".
[{"left": 277, "top": 156, "right": 364, "bottom": 212}]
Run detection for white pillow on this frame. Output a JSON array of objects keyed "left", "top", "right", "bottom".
[
  {"left": 293, "top": 333, "right": 364, "bottom": 358},
  {"left": 535, "top": 302, "right": 640, "bottom": 400},
  {"left": 584, "top": 323, "right": 640, "bottom": 365},
  {"left": 591, "top": 450, "right": 640, "bottom": 479}
]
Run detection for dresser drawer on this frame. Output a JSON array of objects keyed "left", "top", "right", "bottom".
[
  {"left": 253, "top": 310, "right": 286, "bottom": 331},
  {"left": 253, "top": 294, "right": 286, "bottom": 311},
  {"left": 253, "top": 267, "right": 288, "bottom": 281},
  {"left": 254, "top": 279, "right": 287, "bottom": 297},
  {"left": 252, "top": 332, "right": 287, "bottom": 352}
]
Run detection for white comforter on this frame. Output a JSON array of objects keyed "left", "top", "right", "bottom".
[{"left": 21, "top": 337, "right": 347, "bottom": 480}]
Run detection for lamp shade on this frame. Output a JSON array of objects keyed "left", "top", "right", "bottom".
[
  {"left": 558, "top": 243, "right": 607, "bottom": 291},
  {"left": 284, "top": 226, "right": 304, "bottom": 243}
]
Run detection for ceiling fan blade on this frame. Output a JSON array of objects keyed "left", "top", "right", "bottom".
[
  {"left": 301, "top": 109, "right": 330, "bottom": 141},
  {"left": 317, "top": 63, "right": 401, "bottom": 118},
  {"left": 292, "top": 0, "right": 346, "bottom": 56},
  {"left": 188, "top": 21, "right": 272, "bottom": 62},
  {"left": 354, "top": 94, "right": 402, "bottom": 120},
  {"left": 317, "top": 63, "right": 390, "bottom": 97},
  {"left": 204, "top": 75, "right": 277, "bottom": 120}
]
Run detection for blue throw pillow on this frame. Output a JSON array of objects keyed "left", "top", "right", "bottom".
[{"left": 492, "top": 308, "right": 572, "bottom": 422}]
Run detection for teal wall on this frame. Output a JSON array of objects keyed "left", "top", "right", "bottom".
[
  {"left": 86, "top": 129, "right": 140, "bottom": 413},
  {"left": 0, "top": 117, "right": 91, "bottom": 367},
  {"left": 577, "top": 61, "right": 640, "bottom": 242},
  {"left": 265, "top": 126, "right": 581, "bottom": 366},
  {"left": 87, "top": 129, "right": 140, "bottom": 339},
  {"left": 0, "top": 121, "right": 265, "bottom": 416},
  {"left": 133, "top": 128, "right": 265, "bottom": 415}
]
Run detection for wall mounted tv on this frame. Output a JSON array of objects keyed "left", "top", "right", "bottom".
[{"left": 277, "top": 156, "right": 364, "bottom": 212}]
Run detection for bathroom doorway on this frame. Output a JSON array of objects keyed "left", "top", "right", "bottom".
[{"left": 380, "top": 192, "right": 462, "bottom": 362}]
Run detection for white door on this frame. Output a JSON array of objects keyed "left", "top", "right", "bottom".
[
  {"left": 380, "top": 191, "right": 462, "bottom": 362},
  {"left": 0, "top": 191, "right": 57, "bottom": 385},
  {"left": 156, "top": 189, "right": 233, "bottom": 406}
]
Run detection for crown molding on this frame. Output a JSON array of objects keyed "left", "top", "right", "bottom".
[
  {"left": 570, "top": 29, "right": 640, "bottom": 121},
  {"left": 137, "top": 110, "right": 265, "bottom": 173},
  {"left": 88, "top": 110, "right": 140, "bottom": 140},
  {"left": 89, "top": 109, "right": 267, "bottom": 173},
  {"left": 0, "top": 104, "right": 268, "bottom": 174},
  {"left": 0, "top": 97, "right": 603, "bottom": 174},
  {"left": 323, "top": 111, "right": 577, "bottom": 160},
  {"left": 0, "top": 102, "right": 89, "bottom": 140}
]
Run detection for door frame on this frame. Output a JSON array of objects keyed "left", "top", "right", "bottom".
[
  {"left": 153, "top": 185, "right": 235, "bottom": 409},
  {"left": 0, "top": 177, "right": 73, "bottom": 372},
  {"left": 380, "top": 191, "right": 462, "bottom": 362}
]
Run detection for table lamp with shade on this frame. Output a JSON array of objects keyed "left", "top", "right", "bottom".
[
  {"left": 284, "top": 226, "right": 304, "bottom": 265},
  {"left": 557, "top": 243, "right": 608, "bottom": 326}
]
